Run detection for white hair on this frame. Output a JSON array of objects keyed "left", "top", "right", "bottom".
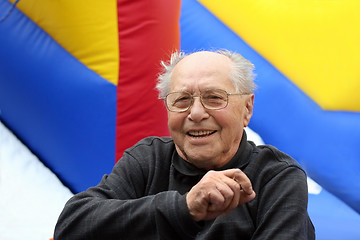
[{"left": 156, "top": 50, "right": 256, "bottom": 99}]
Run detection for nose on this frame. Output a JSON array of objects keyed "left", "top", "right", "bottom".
[{"left": 188, "top": 97, "right": 210, "bottom": 122}]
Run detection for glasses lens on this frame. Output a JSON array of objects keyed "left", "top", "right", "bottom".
[
  {"left": 166, "top": 92, "right": 192, "bottom": 112},
  {"left": 202, "top": 89, "right": 228, "bottom": 109}
]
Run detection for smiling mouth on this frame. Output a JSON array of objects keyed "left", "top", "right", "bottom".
[{"left": 187, "top": 130, "right": 217, "bottom": 139}]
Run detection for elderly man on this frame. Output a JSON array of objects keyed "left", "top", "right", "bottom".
[{"left": 54, "top": 50, "right": 315, "bottom": 239}]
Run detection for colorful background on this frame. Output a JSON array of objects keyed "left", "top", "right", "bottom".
[{"left": 0, "top": 0, "right": 359, "bottom": 239}]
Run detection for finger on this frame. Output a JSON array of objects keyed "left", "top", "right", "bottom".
[
  {"left": 207, "top": 190, "right": 224, "bottom": 212},
  {"left": 225, "top": 179, "right": 241, "bottom": 212},
  {"left": 213, "top": 172, "right": 242, "bottom": 213},
  {"left": 238, "top": 190, "right": 256, "bottom": 205},
  {"left": 207, "top": 182, "right": 234, "bottom": 212},
  {"left": 231, "top": 170, "right": 254, "bottom": 196},
  {"left": 221, "top": 169, "right": 253, "bottom": 193},
  {"left": 222, "top": 169, "right": 256, "bottom": 205}
]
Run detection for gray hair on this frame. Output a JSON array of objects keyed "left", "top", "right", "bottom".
[{"left": 156, "top": 50, "right": 256, "bottom": 99}]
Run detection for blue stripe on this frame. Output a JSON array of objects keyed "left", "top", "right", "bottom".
[
  {"left": 180, "top": 0, "right": 360, "bottom": 213},
  {"left": 0, "top": 0, "right": 116, "bottom": 192}
]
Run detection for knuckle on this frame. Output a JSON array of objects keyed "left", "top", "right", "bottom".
[{"left": 231, "top": 182, "right": 241, "bottom": 191}]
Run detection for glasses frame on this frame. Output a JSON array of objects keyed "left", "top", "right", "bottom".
[{"left": 163, "top": 89, "right": 247, "bottom": 113}]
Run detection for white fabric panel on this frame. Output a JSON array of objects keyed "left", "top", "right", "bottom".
[{"left": 0, "top": 121, "right": 73, "bottom": 240}]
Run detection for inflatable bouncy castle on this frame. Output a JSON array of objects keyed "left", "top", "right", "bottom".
[
  {"left": 0, "top": 0, "right": 178, "bottom": 238},
  {"left": 0, "top": 0, "right": 359, "bottom": 239}
]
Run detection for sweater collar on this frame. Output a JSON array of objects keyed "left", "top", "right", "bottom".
[{"left": 172, "top": 131, "right": 252, "bottom": 177}]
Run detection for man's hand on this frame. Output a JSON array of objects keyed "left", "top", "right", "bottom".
[{"left": 186, "top": 169, "right": 255, "bottom": 222}]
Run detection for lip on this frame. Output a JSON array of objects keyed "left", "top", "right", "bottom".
[{"left": 186, "top": 129, "right": 217, "bottom": 143}]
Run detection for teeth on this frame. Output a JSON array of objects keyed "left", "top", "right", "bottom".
[{"left": 188, "top": 130, "right": 215, "bottom": 137}]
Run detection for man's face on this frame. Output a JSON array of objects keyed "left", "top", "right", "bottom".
[{"left": 167, "top": 52, "right": 254, "bottom": 170}]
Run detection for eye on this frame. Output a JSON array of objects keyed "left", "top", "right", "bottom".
[
  {"left": 207, "top": 94, "right": 223, "bottom": 100},
  {"left": 202, "top": 90, "right": 227, "bottom": 108},
  {"left": 172, "top": 93, "right": 192, "bottom": 107},
  {"left": 174, "top": 95, "right": 189, "bottom": 102},
  {"left": 175, "top": 95, "right": 190, "bottom": 102},
  {"left": 203, "top": 91, "right": 226, "bottom": 101}
]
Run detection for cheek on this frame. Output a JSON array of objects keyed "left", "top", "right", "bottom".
[
  {"left": 167, "top": 112, "right": 185, "bottom": 134},
  {"left": 216, "top": 108, "right": 244, "bottom": 137}
]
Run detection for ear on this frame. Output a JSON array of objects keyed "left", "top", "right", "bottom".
[{"left": 243, "top": 94, "right": 254, "bottom": 127}]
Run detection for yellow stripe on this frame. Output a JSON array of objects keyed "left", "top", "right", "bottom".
[
  {"left": 12, "top": 0, "right": 119, "bottom": 85},
  {"left": 199, "top": 0, "right": 360, "bottom": 111}
]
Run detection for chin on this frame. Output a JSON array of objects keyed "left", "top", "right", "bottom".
[{"left": 187, "top": 154, "right": 219, "bottom": 169}]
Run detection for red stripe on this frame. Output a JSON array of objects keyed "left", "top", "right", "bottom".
[{"left": 116, "top": 0, "right": 180, "bottom": 161}]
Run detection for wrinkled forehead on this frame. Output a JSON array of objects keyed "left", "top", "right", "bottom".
[
  {"left": 170, "top": 51, "right": 234, "bottom": 91},
  {"left": 175, "top": 51, "right": 232, "bottom": 72}
]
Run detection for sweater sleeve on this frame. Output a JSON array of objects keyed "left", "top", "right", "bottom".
[
  {"left": 250, "top": 166, "right": 315, "bottom": 240},
  {"left": 54, "top": 144, "right": 201, "bottom": 239}
]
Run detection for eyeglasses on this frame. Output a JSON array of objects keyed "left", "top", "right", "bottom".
[{"left": 163, "top": 89, "right": 247, "bottom": 112}]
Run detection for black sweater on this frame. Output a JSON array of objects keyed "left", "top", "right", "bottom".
[{"left": 54, "top": 133, "right": 315, "bottom": 239}]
